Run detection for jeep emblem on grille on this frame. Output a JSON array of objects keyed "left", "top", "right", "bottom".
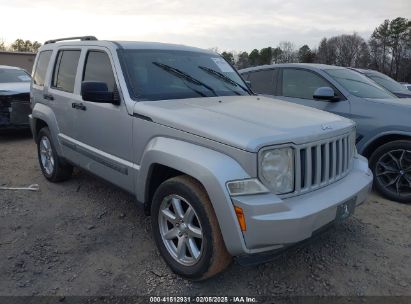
[{"left": 321, "top": 124, "right": 333, "bottom": 131}]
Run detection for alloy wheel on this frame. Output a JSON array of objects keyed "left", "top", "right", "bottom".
[
  {"left": 375, "top": 149, "right": 411, "bottom": 197},
  {"left": 158, "top": 194, "right": 203, "bottom": 266}
]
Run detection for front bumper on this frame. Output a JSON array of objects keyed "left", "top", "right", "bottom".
[
  {"left": 231, "top": 155, "right": 372, "bottom": 254},
  {"left": 0, "top": 97, "right": 31, "bottom": 129}
]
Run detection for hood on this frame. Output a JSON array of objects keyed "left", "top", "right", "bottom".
[
  {"left": 133, "top": 96, "right": 354, "bottom": 152},
  {"left": 0, "top": 82, "right": 30, "bottom": 95}
]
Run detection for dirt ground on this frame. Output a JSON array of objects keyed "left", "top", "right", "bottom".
[{"left": 0, "top": 131, "right": 410, "bottom": 298}]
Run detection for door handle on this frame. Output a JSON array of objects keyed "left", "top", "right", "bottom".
[
  {"left": 72, "top": 102, "right": 87, "bottom": 111},
  {"left": 43, "top": 94, "right": 54, "bottom": 101}
]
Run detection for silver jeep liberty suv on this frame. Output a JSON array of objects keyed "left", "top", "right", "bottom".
[{"left": 30, "top": 36, "right": 372, "bottom": 280}]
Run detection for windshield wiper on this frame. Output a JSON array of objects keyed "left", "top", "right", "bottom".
[
  {"left": 152, "top": 62, "right": 217, "bottom": 96},
  {"left": 198, "top": 66, "right": 250, "bottom": 94}
]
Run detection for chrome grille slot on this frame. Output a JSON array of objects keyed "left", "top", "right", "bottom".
[{"left": 292, "top": 132, "right": 354, "bottom": 196}]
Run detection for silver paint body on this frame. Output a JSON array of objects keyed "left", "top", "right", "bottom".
[{"left": 30, "top": 42, "right": 372, "bottom": 256}]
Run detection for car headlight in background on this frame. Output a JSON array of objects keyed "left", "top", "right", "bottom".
[{"left": 259, "top": 147, "right": 294, "bottom": 194}]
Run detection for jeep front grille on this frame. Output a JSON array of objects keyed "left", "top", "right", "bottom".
[{"left": 292, "top": 132, "right": 354, "bottom": 196}]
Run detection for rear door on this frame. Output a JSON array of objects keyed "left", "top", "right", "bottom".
[
  {"left": 276, "top": 68, "right": 350, "bottom": 117},
  {"left": 47, "top": 48, "right": 81, "bottom": 143}
]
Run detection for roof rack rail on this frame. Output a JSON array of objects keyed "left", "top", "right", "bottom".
[{"left": 44, "top": 36, "right": 98, "bottom": 44}]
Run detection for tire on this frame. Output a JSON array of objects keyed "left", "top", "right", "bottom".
[
  {"left": 369, "top": 140, "right": 411, "bottom": 203},
  {"left": 37, "top": 127, "right": 73, "bottom": 182},
  {"left": 151, "top": 175, "right": 232, "bottom": 280}
]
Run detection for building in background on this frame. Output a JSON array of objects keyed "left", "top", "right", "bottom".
[{"left": 0, "top": 51, "right": 36, "bottom": 73}]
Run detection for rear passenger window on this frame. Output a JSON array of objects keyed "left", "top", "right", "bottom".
[
  {"left": 249, "top": 70, "right": 276, "bottom": 95},
  {"left": 282, "top": 69, "right": 331, "bottom": 100},
  {"left": 33, "top": 50, "right": 52, "bottom": 86},
  {"left": 83, "top": 51, "right": 115, "bottom": 91},
  {"left": 52, "top": 50, "right": 81, "bottom": 93}
]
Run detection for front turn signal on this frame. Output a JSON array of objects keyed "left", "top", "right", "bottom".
[{"left": 234, "top": 206, "right": 247, "bottom": 231}]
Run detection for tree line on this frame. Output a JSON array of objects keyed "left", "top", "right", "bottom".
[
  {"left": 221, "top": 17, "right": 411, "bottom": 83},
  {"left": 1, "top": 17, "right": 410, "bottom": 82},
  {"left": 0, "top": 39, "right": 42, "bottom": 53}
]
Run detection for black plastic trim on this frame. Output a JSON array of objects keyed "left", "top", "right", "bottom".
[
  {"left": 60, "top": 138, "right": 128, "bottom": 175},
  {"left": 45, "top": 36, "right": 97, "bottom": 44}
]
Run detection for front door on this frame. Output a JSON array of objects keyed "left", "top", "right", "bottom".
[
  {"left": 275, "top": 68, "right": 350, "bottom": 118},
  {"left": 73, "top": 48, "right": 134, "bottom": 192}
]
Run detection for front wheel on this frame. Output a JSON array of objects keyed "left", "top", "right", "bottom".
[
  {"left": 369, "top": 140, "right": 411, "bottom": 203},
  {"left": 151, "top": 175, "right": 232, "bottom": 280}
]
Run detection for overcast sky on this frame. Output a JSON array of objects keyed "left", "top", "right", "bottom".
[{"left": 0, "top": 0, "right": 410, "bottom": 52}]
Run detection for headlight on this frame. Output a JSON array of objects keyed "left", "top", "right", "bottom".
[
  {"left": 226, "top": 178, "right": 268, "bottom": 196},
  {"left": 259, "top": 147, "right": 294, "bottom": 194}
]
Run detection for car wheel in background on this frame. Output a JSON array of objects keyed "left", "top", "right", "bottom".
[
  {"left": 37, "top": 127, "right": 73, "bottom": 182},
  {"left": 369, "top": 140, "right": 411, "bottom": 203},
  {"left": 151, "top": 175, "right": 232, "bottom": 280}
]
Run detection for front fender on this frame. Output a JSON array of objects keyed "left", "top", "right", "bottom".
[
  {"left": 32, "top": 103, "right": 62, "bottom": 155},
  {"left": 358, "top": 128, "right": 411, "bottom": 155},
  {"left": 136, "top": 136, "right": 251, "bottom": 255}
]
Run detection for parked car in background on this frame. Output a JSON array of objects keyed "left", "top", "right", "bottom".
[
  {"left": 0, "top": 65, "right": 32, "bottom": 130},
  {"left": 30, "top": 37, "right": 372, "bottom": 279},
  {"left": 349, "top": 68, "right": 411, "bottom": 98},
  {"left": 240, "top": 63, "right": 411, "bottom": 203},
  {"left": 402, "top": 83, "right": 411, "bottom": 91}
]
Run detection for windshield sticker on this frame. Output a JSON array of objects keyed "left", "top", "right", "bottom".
[
  {"left": 18, "top": 75, "right": 31, "bottom": 81},
  {"left": 211, "top": 57, "right": 232, "bottom": 73}
]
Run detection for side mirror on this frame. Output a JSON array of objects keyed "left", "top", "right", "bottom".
[
  {"left": 245, "top": 80, "right": 252, "bottom": 88},
  {"left": 81, "top": 81, "right": 119, "bottom": 104},
  {"left": 313, "top": 87, "right": 339, "bottom": 101}
]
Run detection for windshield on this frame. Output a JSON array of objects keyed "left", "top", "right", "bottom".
[
  {"left": 0, "top": 68, "right": 31, "bottom": 83},
  {"left": 325, "top": 68, "right": 396, "bottom": 99},
  {"left": 120, "top": 49, "right": 250, "bottom": 101},
  {"left": 365, "top": 71, "right": 410, "bottom": 94}
]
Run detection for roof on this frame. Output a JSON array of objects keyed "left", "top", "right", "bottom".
[
  {"left": 115, "top": 41, "right": 215, "bottom": 54},
  {"left": 39, "top": 39, "right": 216, "bottom": 55},
  {"left": 348, "top": 67, "right": 377, "bottom": 74},
  {"left": 0, "top": 65, "right": 25, "bottom": 70},
  {"left": 239, "top": 63, "right": 347, "bottom": 73}
]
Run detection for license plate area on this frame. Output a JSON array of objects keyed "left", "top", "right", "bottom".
[{"left": 335, "top": 197, "right": 356, "bottom": 222}]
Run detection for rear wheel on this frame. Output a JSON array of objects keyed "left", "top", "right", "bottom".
[
  {"left": 369, "top": 140, "right": 411, "bottom": 203},
  {"left": 37, "top": 127, "right": 73, "bottom": 182},
  {"left": 151, "top": 175, "right": 231, "bottom": 280}
]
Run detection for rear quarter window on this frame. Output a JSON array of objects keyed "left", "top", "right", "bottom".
[{"left": 33, "top": 50, "right": 52, "bottom": 86}]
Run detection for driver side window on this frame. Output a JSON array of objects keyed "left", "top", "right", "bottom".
[
  {"left": 83, "top": 51, "right": 115, "bottom": 91},
  {"left": 282, "top": 69, "right": 331, "bottom": 100}
]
